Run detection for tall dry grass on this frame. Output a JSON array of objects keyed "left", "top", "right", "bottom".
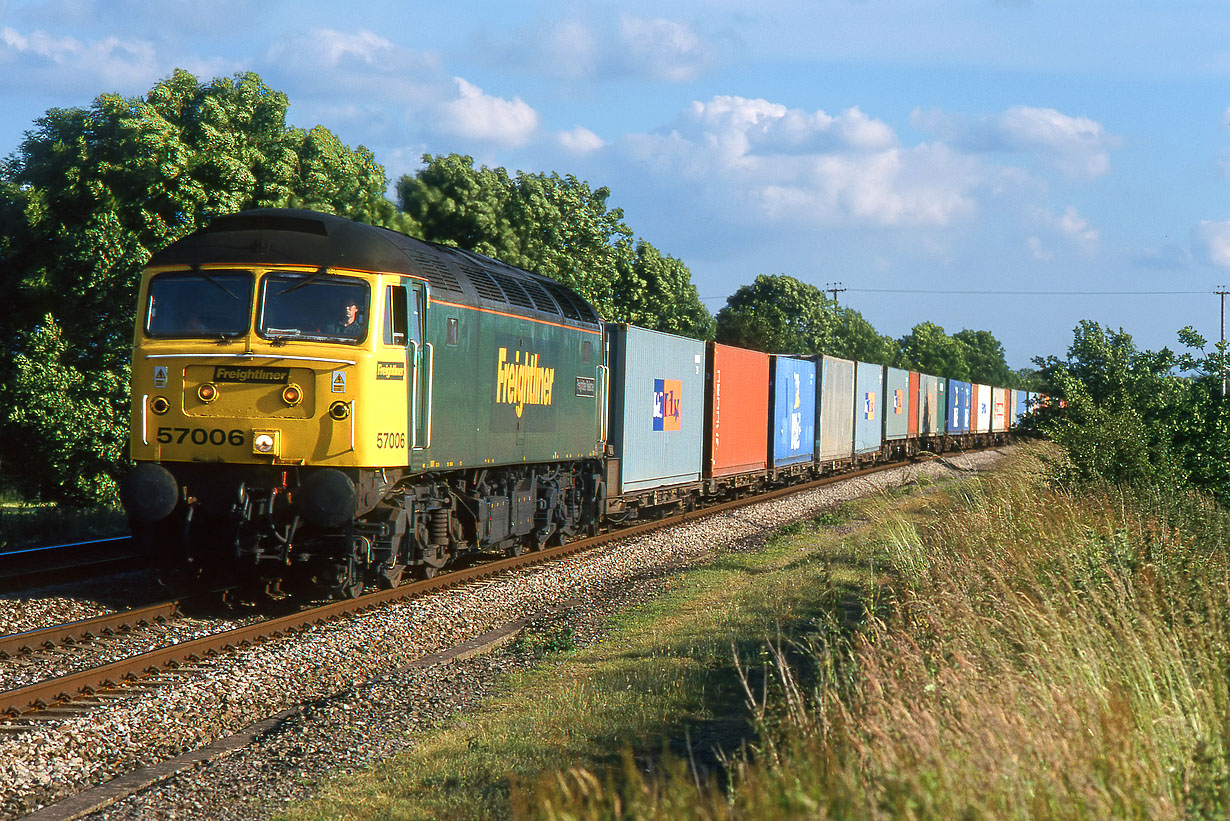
[{"left": 530, "top": 446, "right": 1230, "bottom": 819}]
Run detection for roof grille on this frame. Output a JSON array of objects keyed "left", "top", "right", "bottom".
[
  {"left": 407, "top": 250, "right": 463, "bottom": 294},
  {"left": 487, "top": 270, "right": 537, "bottom": 311},
  {"left": 541, "top": 280, "right": 597, "bottom": 322},
  {"left": 459, "top": 263, "right": 506, "bottom": 303}
]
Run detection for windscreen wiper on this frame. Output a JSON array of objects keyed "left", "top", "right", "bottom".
[{"left": 192, "top": 265, "right": 243, "bottom": 300}]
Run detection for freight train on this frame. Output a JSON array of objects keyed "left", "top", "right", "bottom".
[{"left": 121, "top": 209, "right": 1034, "bottom": 599}]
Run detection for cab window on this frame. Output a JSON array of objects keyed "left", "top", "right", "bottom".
[
  {"left": 257, "top": 273, "right": 369, "bottom": 344},
  {"left": 145, "top": 270, "right": 253, "bottom": 338},
  {"left": 383, "top": 283, "right": 425, "bottom": 347}
]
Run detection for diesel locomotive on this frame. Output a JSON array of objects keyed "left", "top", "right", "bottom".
[
  {"left": 123, "top": 209, "right": 608, "bottom": 598},
  {"left": 123, "top": 208, "right": 1029, "bottom": 600}
]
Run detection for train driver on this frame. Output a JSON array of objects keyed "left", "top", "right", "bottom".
[{"left": 331, "top": 295, "right": 364, "bottom": 337}]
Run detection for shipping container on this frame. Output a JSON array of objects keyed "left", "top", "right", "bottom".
[
  {"left": 973, "top": 383, "right": 992, "bottom": 433},
  {"left": 605, "top": 324, "right": 705, "bottom": 494},
  {"left": 704, "top": 343, "right": 769, "bottom": 478},
  {"left": 920, "top": 373, "right": 943, "bottom": 436},
  {"left": 771, "top": 356, "right": 817, "bottom": 467},
  {"left": 884, "top": 367, "right": 910, "bottom": 441},
  {"left": 1022, "top": 391, "right": 1037, "bottom": 420},
  {"left": 818, "top": 355, "right": 855, "bottom": 462},
  {"left": 907, "top": 371, "right": 920, "bottom": 438},
  {"left": 936, "top": 377, "right": 948, "bottom": 434},
  {"left": 854, "top": 361, "right": 884, "bottom": 455},
  {"left": 992, "top": 386, "right": 1009, "bottom": 432},
  {"left": 947, "top": 379, "right": 971, "bottom": 434}
]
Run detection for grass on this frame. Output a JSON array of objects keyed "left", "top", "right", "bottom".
[
  {"left": 281, "top": 444, "right": 1230, "bottom": 819},
  {"left": 277, "top": 502, "right": 870, "bottom": 820},
  {"left": 0, "top": 501, "right": 127, "bottom": 550}
]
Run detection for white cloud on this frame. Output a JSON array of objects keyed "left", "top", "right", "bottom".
[
  {"left": 0, "top": 25, "right": 158, "bottom": 90},
  {"left": 622, "top": 96, "right": 978, "bottom": 228},
  {"left": 1027, "top": 236, "right": 1054, "bottom": 261},
  {"left": 1193, "top": 219, "right": 1230, "bottom": 267},
  {"left": 479, "top": 14, "right": 713, "bottom": 83},
  {"left": 913, "top": 104, "right": 1117, "bottom": 179},
  {"left": 435, "top": 78, "right": 538, "bottom": 148},
  {"left": 264, "top": 29, "right": 441, "bottom": 105},
  {"left": 1025, "top": 205, "right": 1099, "bottom": 259},
  {"left": 267, "top": 28, "right": 395, "bottom": 68},
  {"left": 557, "top": 126, "right": 604, "bottom": 154},
  {"left": 617, "top": 16, "right": 710, "bottom": 82}
]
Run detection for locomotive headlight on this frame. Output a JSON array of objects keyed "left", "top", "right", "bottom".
[
  {"left": 197, "top": 382, "right": 218, "bottom": 403},
  {"left": 252, "top": 430, "right": 280, "bottom": 456},
  {"left": 282, "top": 383, "right": 302, "bottom": 406},
  {"left": 328, "top": 401, "right": 350, "bottom": 420},
  {"left": 150, "top": 396, "right": 170, "bottom": 415}
]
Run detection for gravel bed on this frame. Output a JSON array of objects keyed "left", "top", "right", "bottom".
[
  {"left": 2, "top": 450, "right": 1007, "bottom": 819},
  {"left": 0, "top": 571, "right": 165, "bottom": 637}
]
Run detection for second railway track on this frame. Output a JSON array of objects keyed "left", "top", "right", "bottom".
[{"left": 0, "top": 455, "right": 936, "bottom": 721}]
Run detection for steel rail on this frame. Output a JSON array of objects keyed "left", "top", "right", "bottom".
[
  {"left": 0, "top": 450, "right": 972, "bottom": 718},
  {"left": 0, "top": 600, "right": 184, "bottom": 659},
  {"left": 0, "top": 536, "right": 139, "bottom": 592}
]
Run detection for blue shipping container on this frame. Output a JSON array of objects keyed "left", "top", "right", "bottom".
[
  {"left": 948, "top": 380, "right": 971, "bottom": 434},
  {"left": 853, "top": 361, "right": 884, "bottom": 454},
  {"left": 771, "top": 356, "right": 816, "bottom": 467},
  {"left": 605, "top": 324, "right": 705, "bottom": 493}
]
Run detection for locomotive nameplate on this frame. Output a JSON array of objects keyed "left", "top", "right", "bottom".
[
  {"left": 213, "top": 365, "right": 289, "bottom": 384},
  {"left": 376, "top": 361, "right": 405, "bottom": 380}
]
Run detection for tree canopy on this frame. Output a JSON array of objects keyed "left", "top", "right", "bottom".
[
  {"left": 398, "top": 154, "right": 713, "bottom": 339},
  {"left": 713, "top": 274, "right": 896, "bottom": 360},
  {"left": 1029, "top": 320, "right": 1230, "bottom": 505}
]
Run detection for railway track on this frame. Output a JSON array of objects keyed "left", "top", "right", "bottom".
[
  {"left": 0, "top": 536, "right": 137, "bottom": 592},
  {"left": 0, "top": 456, "right": 917, "bottom": 723}
]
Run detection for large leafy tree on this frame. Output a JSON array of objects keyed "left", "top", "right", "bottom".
[
  {"left": 0, "top": 69, "right": 406, "bottom": 505},
  {"left": 954, "top": 328, "right": 1013, "bottom": 386},
  {"left": 715, "top": 274, "right": 897, "bottom": 362},
  {"left": 715, "top": 274, "right": 836, "bottom": 354},
  {"left": 1030, "top": 320, "right": 1230, "bottom": 505},
  {"left": 896, "top": 321, "right": 971, "bottom": 379},
  {"left": 398, "top": 154, "right": 712, "bottom": 338},
  {"left": 830, "top": 306, "right": 899, "bottom": 363}
]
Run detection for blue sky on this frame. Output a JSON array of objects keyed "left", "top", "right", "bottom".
[{"left": 3, "top": 0, "right": 1230, "bottom": 369}]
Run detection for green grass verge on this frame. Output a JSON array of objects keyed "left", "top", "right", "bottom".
[{"left": 277, "top": 499, "right": 873, "bottom": 820}]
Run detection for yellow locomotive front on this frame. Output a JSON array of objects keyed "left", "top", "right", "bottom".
[{"left": 125, "top": 259, "right": 421, "bottom": 597}]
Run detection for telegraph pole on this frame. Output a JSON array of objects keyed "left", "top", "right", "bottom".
[
  {"left": 825, "top": 281, "right": 847, "bottom": 304},
  {"left": 1218, "top": 286, "right": 1228, "bottom": 398}
]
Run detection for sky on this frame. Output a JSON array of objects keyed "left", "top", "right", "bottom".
[{"left": 3, "top": 0, "right": 1230, "bottom": 369}]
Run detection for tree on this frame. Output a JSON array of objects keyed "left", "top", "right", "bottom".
[
  {"left": 715, "top": 275, "right": 836, "bottom": 354},
  {"left": 896, "top": 322, "right": 970, "bottom": 379},
  {"left": 398, "top": 154, "right": 711, "bottom": 337},
  {"left": 831, "top": 306, "right": 899, "bottom": 363},
  {"left": 0, "top": 69, "right": 405, "bottom": 505},
  {"left": 613, "top": 242, "right": 715, "bottom": 339},
  {"left": 953, "top": 329, "right": 1012, "bottom": 386},
  {"left": 1029, "top": 320, "right": 1230, "bottom": 506}
]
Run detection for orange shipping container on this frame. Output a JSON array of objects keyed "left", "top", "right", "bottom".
[{"left": 704, "top": 343, "right": 770, "bottom": 478}]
